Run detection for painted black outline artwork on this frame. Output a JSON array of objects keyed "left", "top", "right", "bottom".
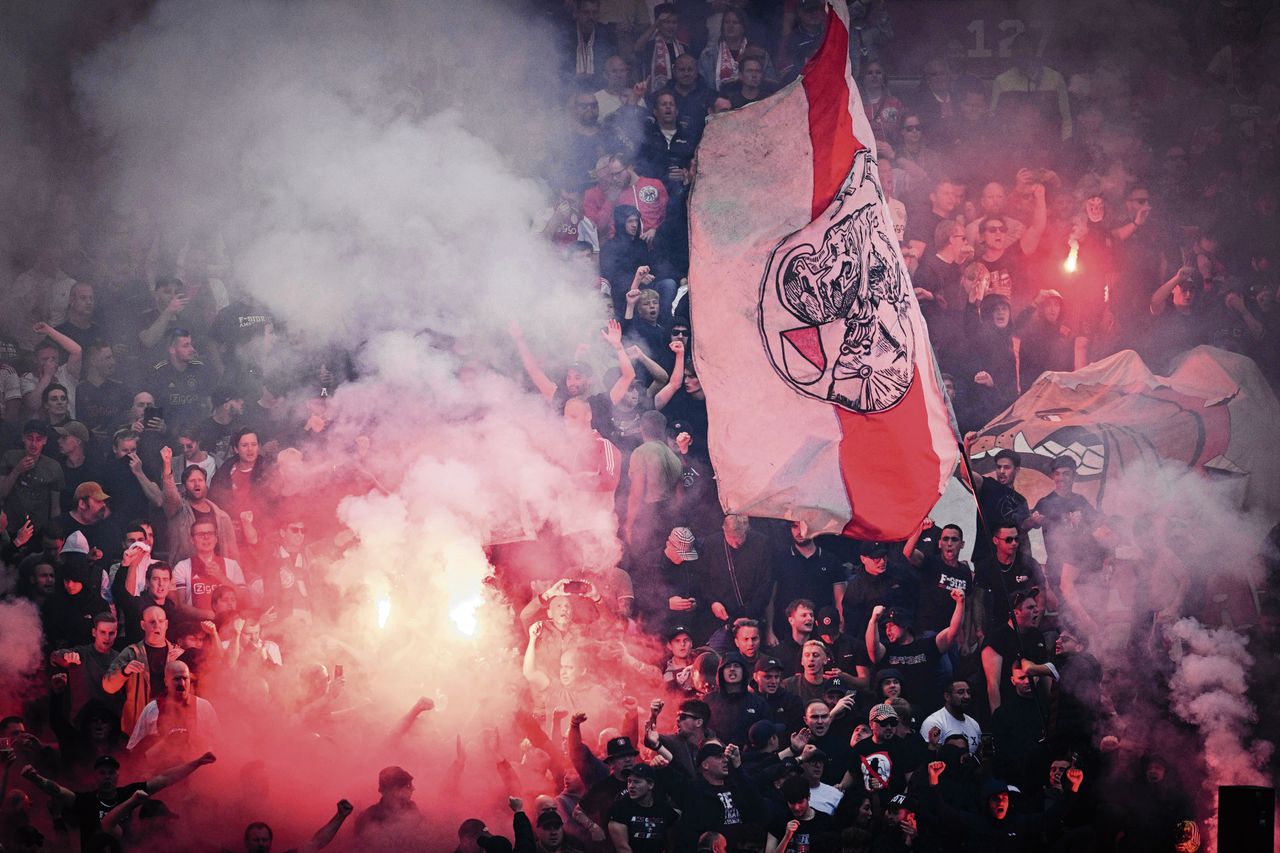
[{"left": 759, "top": 150, "right": 916, "bottom": 413}]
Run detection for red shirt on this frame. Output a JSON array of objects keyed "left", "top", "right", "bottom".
[{"left": 584, "top": 177, "right": 668, "bottom": 239}]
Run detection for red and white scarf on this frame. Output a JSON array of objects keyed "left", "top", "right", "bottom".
[
  {"left": 650, "top": 38, "right": 684, "bottom": 90},
  {"left": 714, "top": 39, "right": 747, "bottom": 91}
]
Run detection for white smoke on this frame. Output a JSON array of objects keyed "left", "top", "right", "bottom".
[
  {"left": 0, "top": 599, "right": 45, "bottom": 714},
  {"left": 1166, "top": 618, "right": 1274, "bottom": 851},
  {"left": 65, "top": 0, "right": 636, "bottom": 842}
]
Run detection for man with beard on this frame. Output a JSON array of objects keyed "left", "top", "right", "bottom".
[
  {"left": 52, "top": 482, "right": 112, "bottom": 558},
  {"left": 126, "top": 660, "right": 221, "bottom": 755},
  {"left": 919, "top": 680, "right": 983, "bottom": 755},
  {"left": 162, "top": 447, "right": 239, "bottom": 567},
  {"left": 844, "top": 703, "right": 925, "bottom": 799},
  {"left": 353, "top": 766, "right": 426, "bottom": 841},
  {"left": 20, "top": 750, "right": 215, "bottom": 851}
]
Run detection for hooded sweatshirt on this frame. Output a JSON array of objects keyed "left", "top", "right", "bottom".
[{"left": 704, "top": 652, "right": 771, "bottom": 748}]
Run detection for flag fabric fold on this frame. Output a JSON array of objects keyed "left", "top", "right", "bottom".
[{"left": 687, "top": 0, "right": 958, "bottom": 540}]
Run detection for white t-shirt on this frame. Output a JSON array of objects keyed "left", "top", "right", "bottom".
[
  {"left": 919, "top": 708, "right": 983, "bottom": 754},
  {"left": 808, "top": 781, "right": 844, "bottom": 815},
  {"left": 171, "top": 556, "right": 246, "bottom": 606},
  {"left": 127, "top": 696, "right": 222, "bottom": 750}
]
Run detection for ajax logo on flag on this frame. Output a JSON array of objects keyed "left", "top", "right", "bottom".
[{"left": 759, "top": 150, "right": 916, "bottom": 414}]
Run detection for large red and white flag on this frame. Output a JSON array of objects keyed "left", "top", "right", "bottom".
[{"left": 688, "top": 0, "right": 958, "bottom": 540}]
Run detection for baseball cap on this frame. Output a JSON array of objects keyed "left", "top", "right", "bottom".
[
  {"left": 869, "top": 703, "right": 899, "bottom": 724},
  {"left": 377, "top": 765, "right": 414, "bottom": 791},
  {"left": 211, "top": 386, "right": 243, "bottom": 408},
  {"left": 93, "top": 755, "right": 121, "bottom": 770},
  {"left": 747, "top": 720, "right": 784, "bottom": 748},
  {"left": 139, "top": 798, "right": 179, "bottom": 820},
  {"left": 665, "top": 624, "right": 692, "bottom": 642},
  {"left": 21, "top": 419, "right": 45, "bottom": 436},
  {"left": 54, "top": 421, "right": 89, "bottom": 444},
  {"left": 754, "top": 656, "right": 785, "bottom": 674},
  {"left": 861, "top": 541, "right": 889, "bottom": 558},
  {"left": 623, "top": 763, "right": 657, "bottom": 781},
  {"left": 822, "top": 675, "right": 853, "bottom": 696},
  {"left": 667, "top": 527, "right": 698, "bottom": 560},
  {"left": 882, "top": 609, "right": 910, "bottom": 629},
  {"left": 536, "top": 811, "right": 564, "bottom": 828},
  {"left": 74, "top": 481, "right": 109, "bottom": 502},
  {"left": 815, "top": 606, "right": 840, "bottom": 634},
  {"left": 458, "top": 818, "right": 487, "bottom": 839},
  {"left": 695, "top": 742, "right": 726, "bottom": 765}
]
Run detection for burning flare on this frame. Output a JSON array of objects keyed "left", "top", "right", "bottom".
[{"left": 1063, "top": 238, "right": 1080, "bottom": 273}]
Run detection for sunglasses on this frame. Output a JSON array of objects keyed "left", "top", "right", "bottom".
[
  {"left": 288, "top": 525, "right": 306, "bottom": 533},
  {"left": 998, "top": 536, "right": 1018, "bottom": 543},
  {"left": 984, "top": 226, "right": 1008, "bottom": 234},
  {"left": 873, "top": 717, "right": 899, "bottom": 726},
  {"left": 676, "top": 712, "right": 698, "bottom": 720},
  {"left": 671, "top": 330, "right": 690, "bottom": 337}
]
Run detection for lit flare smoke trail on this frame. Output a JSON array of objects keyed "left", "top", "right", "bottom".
[{"left": 1166, "top": 618, "right": 1274, "bottom": 851}]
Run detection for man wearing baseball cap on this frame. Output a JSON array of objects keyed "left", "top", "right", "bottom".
[
  {"left": 752, "top": 656, "right": 805, "bottom": 730},
  {"left": 53, "top": 481, "right": 112, "bottom": 558},
  {"left": 846, "top": 703, "right": 922, "bottom": 798},
  {"left": 670, "top": 742, "right": 765, "bottom": 850},
  {"left": 866, "top": 589, "right": 965, "bottom": 712},
  {"left": 607, "top": 764, "right": 678, "bottom": 852}
]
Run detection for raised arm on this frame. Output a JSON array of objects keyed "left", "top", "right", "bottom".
[
  {"left": 603, "top": 319, "right": 636, "bottom": 404},
  {"left": 933, "top": 589, "right": 966, "bottom": 651},
  {"left": 299, "top": 800, "right": 355, "bottom": 853},
  {"left": 19, "top": 765, "right": 75, "bottom": 809},
  {"left": 902, "top": 516, "right": 932, "bottom": 566},
  {"left": 1150, "top": 267, "right": 1193, "bottom": 316},
  {"left": 147, "top": 751, "right": 216, "bottom": 793},
  {"left": 654, "top": 340, "right": 685, "bottom": 408},
  {"left": 865, "top": 605, "right": 886, "bottom": 663},
  {"left": 508, "top": 322, "right": 558, "bottom": 400},
  {"left": 981, "top": 645, "right": 1003, "bottom": 713},
  {"left": 101, "top": 789, "right": 150, "bottom": 835},
  {"left": 1019, "top": 181, "right": 1048, "bottom": 255},
  {"left": 32, "top": 322, "right": 82, "bottom": 379}
]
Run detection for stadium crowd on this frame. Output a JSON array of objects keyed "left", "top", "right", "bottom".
[{"left": 2, "top": 0, "right": 1279, "bottom": 851}]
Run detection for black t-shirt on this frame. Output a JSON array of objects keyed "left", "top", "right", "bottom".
[
  {"left": 771, "top": 545, "right": 849, "bottom": 639},
  {"left": 875, "top": 635, "right": 943, "bottom": 712},
  {"left": 972, "top": 479, "right": 1030, "bottom": 564},
  {"left": 74, "top": 782, "right": 147, "bottom": 850},
  {"left": 984, "top": 624, "right": 1048, "bottom": 706},
  {"left": 849, "top": 736, "right": 917, "bottom": 797},
  {"left": 1032, "top": 491, "right": 1099, "bottom": 569},
  {"left": 914, "top": 555, "right": 972, "bottom": 633},
  {"left": 766, "top": 810, "right": 839, "bottom": 852},
  {"left": 145, "top": 642, "right": 169, "bottom": 698},
  {"left": 607, "top": 795, "right": 679, "bottom": 853}
]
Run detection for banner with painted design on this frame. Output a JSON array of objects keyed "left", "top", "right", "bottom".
[{"left": 687, "top": 0, "right": 958, "bottom": 540}]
